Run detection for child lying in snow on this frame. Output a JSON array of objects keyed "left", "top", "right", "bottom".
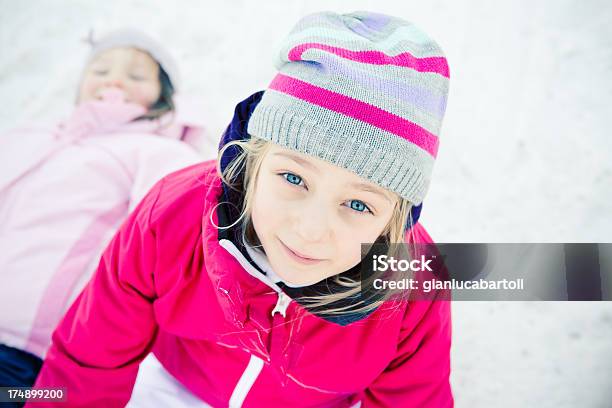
[{"left": 0, "top": 28, "right": 209, "bottom": 387}]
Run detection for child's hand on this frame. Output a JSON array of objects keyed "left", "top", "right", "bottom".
[
  {"left": 96, "top": 87, "right": 131, "bottom": 103},
  {"left": 58, "top": 89, "right": 147, "bottom": 140}
]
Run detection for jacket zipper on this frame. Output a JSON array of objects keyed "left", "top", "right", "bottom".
[
  {"left": 219, "top": 239, "right": 293, "bottom": 404},
  {"left": 271, "top": 291, "right": 291, "bottom": 317}
]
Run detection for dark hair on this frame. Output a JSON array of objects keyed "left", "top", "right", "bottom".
[{"left": 137, "top": 63, "right": 175, "bottom": 120}]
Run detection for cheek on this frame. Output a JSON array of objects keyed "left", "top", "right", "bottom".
[
  {"left": 251, "top": 179, "right": 287, "bottom": 237},
  {"left": 332, "top": 229, "right": 367, "bottom": 270},
  {"left": 78, "top": 77, "right": 102, "bottom": 102},
  {"left": 125, "top": 82, "right": 161, "bottom": 107},
  {"left": 329, "top": 220, "right": 388, "bottom": 275}
]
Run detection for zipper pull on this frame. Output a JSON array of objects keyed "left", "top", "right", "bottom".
[{"left": 271, "top": 291, "right": 292, "bottom": 318}]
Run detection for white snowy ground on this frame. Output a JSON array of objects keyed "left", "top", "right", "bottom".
[{"left": 1, "top": 0, "right": 611, "bottom": 406}]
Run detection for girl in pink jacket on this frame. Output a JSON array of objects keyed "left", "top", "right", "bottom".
[
  {"left": 0, "top": 29, "right": 205, "bottom": 387},
  {"left": 29, "top": 11, "right": 453, "bottom": 407}
]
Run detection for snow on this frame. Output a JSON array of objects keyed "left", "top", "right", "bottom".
[{"left": 1, "top": 0, "right": 611, "bottom": 406}]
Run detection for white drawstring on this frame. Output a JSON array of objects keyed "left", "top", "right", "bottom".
[{"left": 218, "top": 238, "right": 293, "bottom": 319}]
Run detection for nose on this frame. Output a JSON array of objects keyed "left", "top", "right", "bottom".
[
  {"left": 104, "top": 74, "right": 125, "bottom": 89},
  {"left": 107, "top": 79, "right": 124, "bottom": 88},
  {"left": 293, "top": 201, "right": 331, "bottom": 243}
]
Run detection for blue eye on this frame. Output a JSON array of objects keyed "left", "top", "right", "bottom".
[
  {"left": 346, "top": 200, "right": 372, "bottom": 214},
  {"left": 282, "top": 172, "right": 304, "bottom": 187},
  {"left": 280, "top": 172, "right": 372, "bottom": 215}
]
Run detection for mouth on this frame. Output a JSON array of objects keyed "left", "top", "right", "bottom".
[{"left": 278, "top": 238, "right": 325, "bottom": 266}]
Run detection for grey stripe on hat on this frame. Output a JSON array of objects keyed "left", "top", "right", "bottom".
[{"left": 247, "top": 90, "right": 436, "bottom": 204}]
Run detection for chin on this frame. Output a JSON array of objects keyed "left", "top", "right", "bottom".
[{"left": 279, "top": 265, "right": 332, "bottom": 286}]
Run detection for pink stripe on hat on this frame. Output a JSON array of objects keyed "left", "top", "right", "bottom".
[
  {"left": 288, "top": 43, "right": 450, "bottom": 78},
  {"left": 269, "top": 73, "right": 439, "bottom": 157}
]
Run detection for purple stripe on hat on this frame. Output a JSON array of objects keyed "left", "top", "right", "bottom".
[
  {"left": 269, "top": 73, "right": 439, "bottom": 157},
  {"left": 348, "top": 12, "right": 391, "bottom": 34},
  {"left": 314, "top": 53, "right": 447, "bottom": 118},
  {"left": 289, "top": 42, "right": 450, "bottom": 77}
]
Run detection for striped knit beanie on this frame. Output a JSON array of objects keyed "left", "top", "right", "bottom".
[{"left": 247, "top": 11, "right": 450, "bottom": 206}]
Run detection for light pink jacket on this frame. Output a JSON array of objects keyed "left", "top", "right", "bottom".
[
  {"left": 0, "top": 97, "right": 205, "bottom": 358},
  {"left": 30, "top": 160, "right": 453, "bottom": 407}
]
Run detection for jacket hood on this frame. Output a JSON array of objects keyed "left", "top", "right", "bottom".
[{"left": 215, "top": 92, "right": 422, "bottom": 326}]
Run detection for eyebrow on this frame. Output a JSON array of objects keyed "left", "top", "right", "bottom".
[
  {"left": 272, "top": 151, "right": 392, "bottom": 203},
  {"left": 272, "top": 152, "right": 321, "bottom": 174},
  {"left": 348, "top": 182, "right": 393, "bottom": 204}
]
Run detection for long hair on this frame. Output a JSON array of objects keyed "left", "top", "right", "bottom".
[{"left": 137, "top": 64, "right": 175, "bottom": 120}]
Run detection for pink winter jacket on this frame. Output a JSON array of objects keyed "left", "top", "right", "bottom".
[
  {"left": 29, "top": 160, "right": 453, "bottom": 407},
  {"left": 0, "top": 95, "right": 206, "bottom": 358}
]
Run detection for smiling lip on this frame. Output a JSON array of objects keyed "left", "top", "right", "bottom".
[{"left": 278, "top": 239, "right": 325, "bottom": 265}]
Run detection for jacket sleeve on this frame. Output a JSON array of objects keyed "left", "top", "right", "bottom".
[
  {"left": 361, "top": 223, "right": 454, "bottom": 407},
  {"left": 362, "top": 291, "right": 453, "bottom": 407},
  {"left": 26, "top": 178, "right": 165, "bottom": 407}
]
